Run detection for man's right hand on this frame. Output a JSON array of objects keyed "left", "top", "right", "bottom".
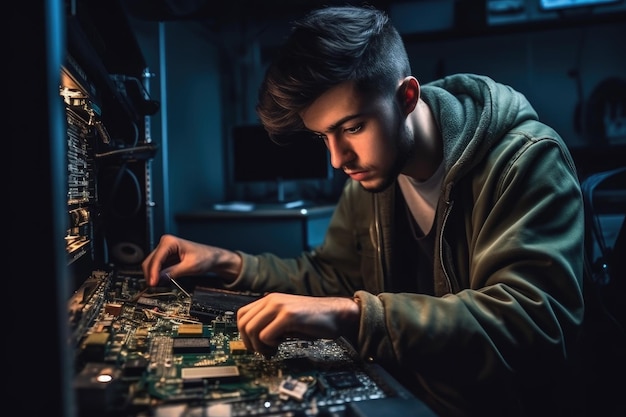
[{"left": 141, "top": 234, "right": 243, "bottom": 287}]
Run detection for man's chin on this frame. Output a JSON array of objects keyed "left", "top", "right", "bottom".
[{"left": 358, "top": 177, "right": 394, "bottom": 194}]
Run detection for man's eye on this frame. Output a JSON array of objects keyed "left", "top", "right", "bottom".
[{"left": 345, "top": 124, "right": 363, "bottom": 134}]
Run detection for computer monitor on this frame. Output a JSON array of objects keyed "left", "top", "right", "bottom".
[{"left": 230, "top": 123, "right": 332, "bottom": 204}]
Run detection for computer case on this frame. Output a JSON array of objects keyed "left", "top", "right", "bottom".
[{"left": 12, "top": 1, "right": 155, "bottom": 415}]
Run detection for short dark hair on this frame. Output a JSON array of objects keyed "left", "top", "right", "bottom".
[{"left": 256, "top": 5, "right": 411, "bottom": 142}]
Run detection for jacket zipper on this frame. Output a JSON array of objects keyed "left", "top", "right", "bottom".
[
  {"left": 373, "top": 196, "right": 386, "bottom": 294},
  {"left": 439, "top": 198, "right": 454, "bottom": 293}
]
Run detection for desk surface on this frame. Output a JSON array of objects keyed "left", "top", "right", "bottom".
[{"left": 176, "top": 203, "right": 336, "bottom": 220}]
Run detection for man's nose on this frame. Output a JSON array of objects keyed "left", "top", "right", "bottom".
[{"left": 326, "top": 136, "right": 354, "bottom": 169}]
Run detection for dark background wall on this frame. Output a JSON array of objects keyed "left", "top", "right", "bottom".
[{"left": 124, "top": 0, "right": 626, "bottom": 243}]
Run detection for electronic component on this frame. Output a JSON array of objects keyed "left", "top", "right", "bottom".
[
  {"left": 177, "top": 323, "right": 203, "bottom": 336},
  {"left": 181, "top": 365, "right": 240, "bottom": 381},
  {"left": 229, "top": 340, "right": 247, "bottom": 354},
  {"left": 278, "top": 376, "right": 312, "bottom": 401},
  {"left": 172, "top": 337, "right": 211, "bottom": 354},
  {"left": 190, "top": 286, "right": 261, "bottom": 322}
]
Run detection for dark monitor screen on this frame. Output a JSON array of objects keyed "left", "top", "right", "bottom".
[{"left": 231, "top": 124, "right": 331, "bottom": 182}]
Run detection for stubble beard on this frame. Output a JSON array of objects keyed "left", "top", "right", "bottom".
[{"left": 360, "top": 122, "right": 415, "bottom": 194}]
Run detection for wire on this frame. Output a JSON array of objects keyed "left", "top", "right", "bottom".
[
  {"left": 105, "top": 163, "right": 142, "bottom": 218},
  {"left": 95, "top": 144, "right": 157, "bottom": 159},
  {"left": 166, "top": 272, "right": 191, "bottom": 299}
]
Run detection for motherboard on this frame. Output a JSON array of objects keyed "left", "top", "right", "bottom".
[{"left": 68, "top": 270, "right": 421, "bottom": 417}]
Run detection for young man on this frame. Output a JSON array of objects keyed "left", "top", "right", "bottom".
[{"left": 142, "top": 5, "right": 585, "bottom": 416}]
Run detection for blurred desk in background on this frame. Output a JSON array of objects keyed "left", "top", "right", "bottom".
[{"left": 175, "top": 204, "right": 335, "bottom": 257}]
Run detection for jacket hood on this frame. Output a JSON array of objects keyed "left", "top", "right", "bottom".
[{"left": 421, "top": 73, "right": 539, "bottom": 181}]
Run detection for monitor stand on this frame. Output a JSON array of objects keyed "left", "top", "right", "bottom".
[
  {"left": 256, "top": 178, "right": 314, "bottom": 209},
  {"left": 213, "top": 179, "right": 316, "bottom": 211}
]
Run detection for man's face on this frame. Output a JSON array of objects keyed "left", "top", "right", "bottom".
[{"left": 300, "top": 81, "right": 413, "bottom": 193}]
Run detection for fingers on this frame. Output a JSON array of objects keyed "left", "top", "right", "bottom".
[
  {"left": 236, "top": 294, "right": 316, "bottom": 356},
  {"left": 141, "top": 247, "right": 159, "bottom": 287},
  {"left": 141, "top": 234, "right": 181, "bottom": 286},
  {"left": 236, "top": 294, "right": 361, "bottom": 356},
  {"left": 237, "top": 297, "right": 284, "bottom": 356}
]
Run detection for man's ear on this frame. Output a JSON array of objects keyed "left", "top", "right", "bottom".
[{"left": 397, "top": 76, "right": 420, "bottom": 115}]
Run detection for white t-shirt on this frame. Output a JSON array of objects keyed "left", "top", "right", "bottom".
[{"left": 397, "top": 162, "right": 445, "bottom": 235}]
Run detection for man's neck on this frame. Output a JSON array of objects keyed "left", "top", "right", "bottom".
[{"left": 403, "top": 100, "right": 443, "bottom": 182}]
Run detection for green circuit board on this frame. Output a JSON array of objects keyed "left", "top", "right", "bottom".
[{"left": 69, "top": 270, "right": 401, "bottom": 416}]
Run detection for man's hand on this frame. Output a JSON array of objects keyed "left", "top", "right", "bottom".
[
  {"left": 141, "top": 234, "right": 242, "bottom": 286},
  {"left": 236, "top": 293, "right": 361, "bottom": 357}
]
